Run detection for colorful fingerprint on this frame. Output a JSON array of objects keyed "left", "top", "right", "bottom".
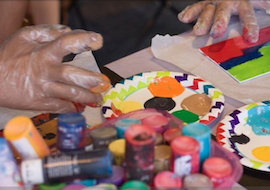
[{"left": 200, "top": 26, "right": 270, "bottom": 83}]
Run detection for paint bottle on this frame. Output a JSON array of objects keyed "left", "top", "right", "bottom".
[
  {"left": 163, "top": 127, "right": 182, "bottom": 144},
  {"left": 141, "top": 115, "right": 169, "bottom": 133},
  {"left": 4, "top": 116, "right": 50, "bottom": 159},
  {"left": 202, "top": 157, "right": 232, "bottom": 187},
  {"left": 183, "top": 173, "right": 213, "bottom": 190},
  {"left": 108, "top": 139, "right": 125, "bottom": 166},
  {"left": 21, "top": 149, "right": 113, "bottom": 185},
  {"left": 171, "top": 136, "right": 200, "bottom": 177},
  {"left": 0, "top": 138, "right": 23, "bottom": 188},
  {"left": 120, "top": 180, "right": 150, "bottom": 190},
  {"left": 38, "top": 183, "right": 66, "bottom": 190},
  {"left": 154, "top": 145, "right": 171, "bottom": 174},
  {"left": 70, "top": 179, "right": 97, "bottom": 187},
  {"left": 89, "top": 127, "right": 117, "bottom": 149},
  {"left": 115, "top": 118, "right": 141, "bottom": 138},
  {"left": 154, "top": 132, "right": 164, "bottom": 145},
  {"left": 154, "top": 171, "right": 182, "bottom": 189},
  {"left": 124, "top": 124, "right": 156, "bottom": 185},
  {"left": 182, "top": 122, "right": 211, "bottom": 163},
  {"left": 57, "top": 113, "right": 86, "bottom": 153},
  {"left": 98, "top": 165, "right": 125, "bottom": 186}
]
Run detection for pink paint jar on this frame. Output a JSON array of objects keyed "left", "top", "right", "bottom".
[
  {"left": 202, "top": 157, "right": 232, "bottom": 187},
  {"left": 163, "top": 128, "right": 182, "bottom": 144},
  {"left": 154, "top": 171, "right": 182, "bottom": 189},
  {"left": 170, "top": 136, "right": 200, "bottom": 177},
  {"left": 141, "top": 115, "right": 169, "bottom": 134}
]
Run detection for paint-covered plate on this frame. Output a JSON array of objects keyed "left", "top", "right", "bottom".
[
  {"left": 102, "top": 71, "right": 225, "bottom": 127},
  {"left": 216, "top": 101, "right": 270, "bottom": 172}
]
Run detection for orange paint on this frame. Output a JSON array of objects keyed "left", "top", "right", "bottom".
[
  {"left": 148, "top": 76, "right": 185, "bottom": 98},
  {"left": 252, "top": 146, "right": 270, "bottom": 162}
]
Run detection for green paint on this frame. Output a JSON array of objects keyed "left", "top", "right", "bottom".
[
  {"left": 120, "top": 180, "right": 150, "bottom": 190},
  {"left": 250, "top": 159, "right": 263, "bottom": 169},
  {"left": 228, "top": 43, "right": 270, "bottom": 82},
  {"left": 211, "top": 91, "right": 223, "bottom": 99},
  {"left": 172, "top": 110, "right": 199, "bottom": 123},
  {"left": 245, "top": 103, "right": 258, "bottom": 110}
]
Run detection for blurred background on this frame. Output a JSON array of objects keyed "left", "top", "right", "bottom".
[{"left": 59, "top": 0, "right": 198, "bottom": 66}]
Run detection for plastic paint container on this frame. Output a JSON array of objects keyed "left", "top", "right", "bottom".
[
  {"left": 21, "top": 149, "right": 113, "bottom": 185},
  {"left": 141, "top": 115, "right": 169, "bottom": 133},
  {"left": 98, "top": 165, "right": 125, "bottom": 186},
  {"left": 202, "top": 157, "right": 232, "bottom": 187},
  {"left": 154, "top": 145, "right": 171, "bottom": 174},
  {"left": 115, "top": 118, "right": 141, "bottom": 138},
  {"left": 0, "top": 138, "right": 23, "bottom": 188},
  {"left": 125, "top": 124, "right": 156, "bottom": 184},
  {"left": 182, "top": 122, "right": 211, "bottom": 163},
  {"left": 108, "top": 139, "right": 125, "bottom": 166},
  {"left": 71, "top": 179, "right": 97, "bottom": 186},
  {"left": 62, "top": 184, "right": 86, "bottom": 190},
  {"left": 154, "top": 171, "right": 182, "bottom": 189},
  {"left": 89, "top": 127, "right": 117, "bottom": 149},
  {"left": 84, "top": 135, "right": 93, "bottom": 152},
  {"left": 163, "top": 127, "right": 182, "bottom": 144},
  {"left": 95, "top": 183, "right": 118, "bottom": 190},
  {"left": 183, "top": 173, "right": 213, "bottom": 190},
  {"left": 120, "top": 180, "right": 150, "bottom": 190},
  {"left": 38, "top": 183, "right": 66, "bottom": 190},
  {"left": 4, "top": 116, "right": 50, "bottom": 159},
  {"left": 57, "top": 113, "right": 86, "bottom": 153},
  {"left": 154, "top": 132, "right": 164, "bottom": 145},
  {"left": 171, "top": 136, "right": 200, "bottom": 177}
]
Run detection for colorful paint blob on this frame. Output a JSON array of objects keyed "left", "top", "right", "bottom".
[
  {"left": 144, "top": 97, "right": 176, "bottom": 111},
  {"left": 172, "top": 110, "right": 199, "bottom": 123},
  {"left": 252, "top": 146, "right": 270, "bottom": 162},
  {"left": 247, "top": 105, "right": 270, "bottom": 136},
  {"left": 112, "top": 100, "right": 143, "bottom": 114},
  {"left": 181, "top": 93, "right": 212, "bottom": 116},
  {"left": 200, "top": 26, "right": 270, "bottom": 83},
  {"left": 148, "top": 76, "right": 185, "bottom": 98}
]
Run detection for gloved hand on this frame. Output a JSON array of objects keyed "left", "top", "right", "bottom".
[
  {"left": 0, "top": 25, "right": 111, "bottom": 113},
  {"left": 178, "top": 0, "right": 270, "bottom": 43}
]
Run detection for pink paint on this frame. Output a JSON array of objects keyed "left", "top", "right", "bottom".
[
  {"left": 142, "top": 115, "right": 169, "bottom": 134},
  {"left": 62, "top": 184, "right": 86, "bottom": 190},
  {"left": 202, "top": 157, "right": 232, "bottom": 187},
  {"left": 200, "top": 26, "right": 270, "bottom": 63},
  {"left": 154, "top": 171, "right": 182, "bottom": 188},
  {"left": 163, "top": 128, "right": 182, "bottom": 144}
]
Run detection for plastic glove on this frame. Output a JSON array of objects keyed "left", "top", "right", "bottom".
[
  {"left": 178, "top": 0, "right": 270, "bottom": 43},
  {"left": 0, "top": 25, "right": 111, "bottom": 113}
]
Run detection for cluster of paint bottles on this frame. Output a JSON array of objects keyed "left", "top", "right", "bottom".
[{"left": 0, "top": 110, "right": 233, "bottom": 190}]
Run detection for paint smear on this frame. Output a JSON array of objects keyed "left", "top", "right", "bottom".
[
  {"left": 112, "top": 99, "right": 143, "bottom": 114},
  {"left": 144, "top": 97, "right": 176, "bottom": 111},
  {"left": 172, "top": 110, "right": 199, "bottom": 123},
  {"left": 148, "top": 76, "right": 185, "bottom": 98},
  {"left": 181, "top": 93, "right": 212, "bottom": 116},
  {"left": 247, "top": 105, "right": 270, "bottom": 136},
  {"left": 252, "top": 146, "right": 270, "bottom": 162},
  {"left": 200, "top": 26, "right": 270, "bottom": 83}
]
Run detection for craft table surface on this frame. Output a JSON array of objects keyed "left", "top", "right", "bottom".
[{"left": 105, "top": 12, "right": 270, "bottom": 189}]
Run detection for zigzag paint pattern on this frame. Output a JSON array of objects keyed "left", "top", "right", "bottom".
[{"left": 187, "top": 78, "right": 204, "bottom": 90}]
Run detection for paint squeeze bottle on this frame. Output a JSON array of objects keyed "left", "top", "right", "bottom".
[
  {"left": 57, "top": 113, "right": 86, "bottom": 153},
  {"left": 21, "top": 149, "right": 113, "bottom": 185},
  {"left": 4, "top": 116, "right": 50, "bottom": 159},
  {"left": 124, "top": 124, "right": 156, "bottom": 185}
]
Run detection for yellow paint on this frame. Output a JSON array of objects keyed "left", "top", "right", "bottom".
[
  {"left": 108, "top": 139, "right": 126, "bottom": 165},
  {"left": 112, "top": 99, "right": 143, "bottom": 114},
  {"left": 252, "top": 146, "right": 270, "bottom": 162}
]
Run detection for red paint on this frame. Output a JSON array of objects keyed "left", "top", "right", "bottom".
[
  {"left": 154, "top": 171, "right": 182, "bottom": 188},
  {"left": 202, "top": 157, "right": 232, "bottom": 187},
  {"left": 200, "top": 26, "right": 270, "bottom": 63}
]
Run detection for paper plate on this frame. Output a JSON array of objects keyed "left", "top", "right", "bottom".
[
  {"left": 216, "top": 101, "right": 270, "bottom": 172},
  {"left": 102, "top": 71, "right": 225, "bottom": 126}
]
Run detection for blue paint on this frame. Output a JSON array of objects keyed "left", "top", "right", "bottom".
[
  {"left": 247, "top": 105, "right": 270, "bottom": 136},
  {"left": 182, "top": 123, "right": 211, "bottom": 163},
  {"left": 115, "top": 118, "right": 141, "bottom": 138}
]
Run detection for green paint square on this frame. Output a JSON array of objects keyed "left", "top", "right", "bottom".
[{"left": 172, "top": 110, "right": 199, "bottom": 123}]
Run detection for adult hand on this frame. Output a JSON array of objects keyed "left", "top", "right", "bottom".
[
  {"left": 0, "top": 25, "right": 110, "bottom": 113},
  {"left": 178, "top": 0, "right": 270, "bottom": 43}
]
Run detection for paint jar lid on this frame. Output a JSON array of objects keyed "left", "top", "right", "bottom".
[
  {"left": 141, "top": 115, "right": 169, "bottom": 132},
  {"left": 125, "top": 124, "right": 156, "bottom": 145},
  {"left": 108, "top": 139, "right": 125, "bottom": 155},
  {"left": 21, "top": 159, "right": 44, "bottom": 185},
  {"left": 154, "top": 171, "right": 182, "bottom": 188},
  {"left": 183, "top": 173, "right": 213, "bottom": 190},
  {"left": 202, "top": 157, "right": 232, "bottom": 179},
  {"left": 154, "top": 145, "right": 171, "bottom": 160},
  {"left": 171, "top": 136, "right": 200, "bottom": 155},
  {"left": 58, "top": 113, "right": 86, "bottom": 128},
  {"left": 115, "top": 118, "right": 141, "bottom": 129},
  {"left": 154, "top": 133, "right": 164, "bottom": 145},
  {"left": 98, "top": 165, "right": 125, "bottom": 186},
  {"left": 38, "top": 183, "right": 66, "bottom": 190},
  {"left": 120, "top": 180, "right": 150, "bottom": 190},
  {"left": 89, "top": 127, "right": 117, "bottom": 139},
  {"left": 163, "top": 128, "right": 182, "bottom": 144},
  {"left": 182, "top": 123, "right": 211, "bottom": 137},
  {"left": 4, "top": 116, "right": 35, "bottom": 140},
  {"left": 62, "top": 184, "right": 86, "bottom": 190},
  {"left": 95, "top": 183, "right": 117, "bottom": 190}
]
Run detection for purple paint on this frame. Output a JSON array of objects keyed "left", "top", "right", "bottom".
[{"left": 98, "top": 165, "right": 125, "bottom": 186}]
